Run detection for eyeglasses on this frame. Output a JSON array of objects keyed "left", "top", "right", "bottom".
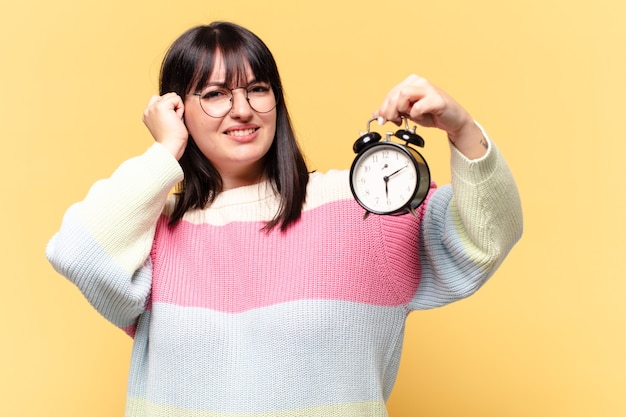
[{"left": 191, "top": 82, "right": 278, "bottom": 118}]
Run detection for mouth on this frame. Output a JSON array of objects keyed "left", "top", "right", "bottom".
[{"left": 225, "top": 127, "right": 258, "bottom": 137}]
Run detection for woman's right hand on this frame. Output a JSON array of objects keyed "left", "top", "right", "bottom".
[{"left": 142, "top": 92, "right": 188, "bottom": 160}]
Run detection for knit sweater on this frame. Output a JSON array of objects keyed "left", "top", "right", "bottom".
[{"left": 46, "top": 130, "right": 522, "bottom": 417}]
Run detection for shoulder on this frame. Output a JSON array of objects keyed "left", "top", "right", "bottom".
[{"left": 304, "top": 170, "right": 353, "bottom": 211}]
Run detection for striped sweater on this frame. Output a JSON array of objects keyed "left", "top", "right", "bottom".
[{"left": 46, "top": 131, "right": 522, "bottom": 417}]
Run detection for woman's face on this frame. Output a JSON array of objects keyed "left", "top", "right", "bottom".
[{"left": 183, "top": 53, "right": 277, "bottom": 189}]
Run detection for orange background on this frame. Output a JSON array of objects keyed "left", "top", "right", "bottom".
[{"left": 1, "top": 0, "right": 624, "bottom": 415}]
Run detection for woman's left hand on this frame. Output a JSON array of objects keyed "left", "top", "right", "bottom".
[{"left": 374, "top": 74, "right": 488, "bottom": 159}]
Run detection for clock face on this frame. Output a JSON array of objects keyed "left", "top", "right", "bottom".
[{"left": 350, "top": 143, "right": 419, "bottom": 214}]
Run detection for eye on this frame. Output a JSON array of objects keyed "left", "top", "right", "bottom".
[
  {"left": 202, "top": 88, "right": 230, "bottom": 101},
  {"left": 247, "top": 83, "right": 271, "bottom": 95}
]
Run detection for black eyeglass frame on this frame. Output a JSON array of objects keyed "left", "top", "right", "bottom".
[{"left": 190, "top": 83, "right": 279, "bottom": 118}]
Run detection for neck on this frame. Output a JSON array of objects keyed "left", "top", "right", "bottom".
[{"left": 219, "top": 166, "right": 266, "bottom": 191}]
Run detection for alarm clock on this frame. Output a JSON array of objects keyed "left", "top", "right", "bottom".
[{"left": 349, "top": 117, "right": 431, "bottom": 218}]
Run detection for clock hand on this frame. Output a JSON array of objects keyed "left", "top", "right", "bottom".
[
  {"left": 383, "top": 164, "right": 407, "bottom": 199},
  {"left": 387, "top": 165, "right": 407, "bottom": 178},
  {"left": 384, "top": 176, "right": 389, "bottom": 198}
]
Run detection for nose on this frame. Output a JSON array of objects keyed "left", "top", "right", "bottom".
[{"left": 229, "top": 88, "right": 253, "bottom": 119}]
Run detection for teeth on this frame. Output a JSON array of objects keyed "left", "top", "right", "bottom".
[{"left": 227, "top": 128, "right": 256, "bottom": 137}]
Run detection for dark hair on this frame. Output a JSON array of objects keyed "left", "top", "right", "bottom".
[{"left": 160, "top": 22, "right": 309, "bottom": 231}]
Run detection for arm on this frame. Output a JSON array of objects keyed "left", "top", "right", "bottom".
[
  {"left": 375, "top": 75, "right": 523, "bottom": 309},
  {"left": 46, "top": 143, "right": 183, "bottom": 329},
  {"left": 47, "top": 93, "right": 188, "bottom": 329},
  {"left": 411, "top": 129, "right": 522, "bottom": 309},
  {"left": 47, "top": 90, "right": 190, "bottom": 333}
]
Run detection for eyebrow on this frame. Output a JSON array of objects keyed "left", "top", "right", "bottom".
[{"left": 199, "top": 79, "right": 263, "bottom": 91}]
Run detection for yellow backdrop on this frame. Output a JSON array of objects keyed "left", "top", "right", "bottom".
[{"left": 1, "top": 0, "right": 624, "bottom": 416}]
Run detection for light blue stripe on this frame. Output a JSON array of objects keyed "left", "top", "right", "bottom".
[
  {"left": 46, "top": 206, "right": 151, "bottom": 328},
  {"left": 127, "top": 300, "right": 407, "bottom": 413},
  {"left": 410, "top": 185, "right": 491, "bottom": 309}
]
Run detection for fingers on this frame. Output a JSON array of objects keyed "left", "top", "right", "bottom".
[
  {"left": 374, "top": 74, "right": 471, "bottom": 134},
  {"left": 142, "top": 93, "right": 189, "bottom": 160},
  {"left": 145, "top": 93, "right": 184, "bottom": 118},
  {"left": 143, "top": 92, "right": 185, "bottom": 127},
  {"left": 375, "top": 74, "right": 433, "bottom": 125}
]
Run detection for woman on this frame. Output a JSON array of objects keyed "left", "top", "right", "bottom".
[{"left": 47, "top": 21, "right": 522, "bottom": 417}]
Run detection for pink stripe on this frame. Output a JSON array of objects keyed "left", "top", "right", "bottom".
[
  {"left": 122, "top": 325, "right": 136, "bottom": 338},
  {"left": 150, "top": 199, "right": 421, "bottom": 313}
]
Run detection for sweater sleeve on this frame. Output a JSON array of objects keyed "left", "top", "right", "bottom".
[
  {"left": 46, "top": 143, "right": 184, "bottom": 329},
  {"left": 408, "top": 125, "right": 523, "bottom": 310}
]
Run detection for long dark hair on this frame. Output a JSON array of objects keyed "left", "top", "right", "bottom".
[{"left": 160, "top": 22, "right": 309, "bottom": 231}]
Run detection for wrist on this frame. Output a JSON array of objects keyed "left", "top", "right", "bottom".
[
  {"left": 158, "top": 138, "right": 186, "bottom": 161},
  {"left": 447, "top": 121, "right": 488, "bottom": 160}
]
